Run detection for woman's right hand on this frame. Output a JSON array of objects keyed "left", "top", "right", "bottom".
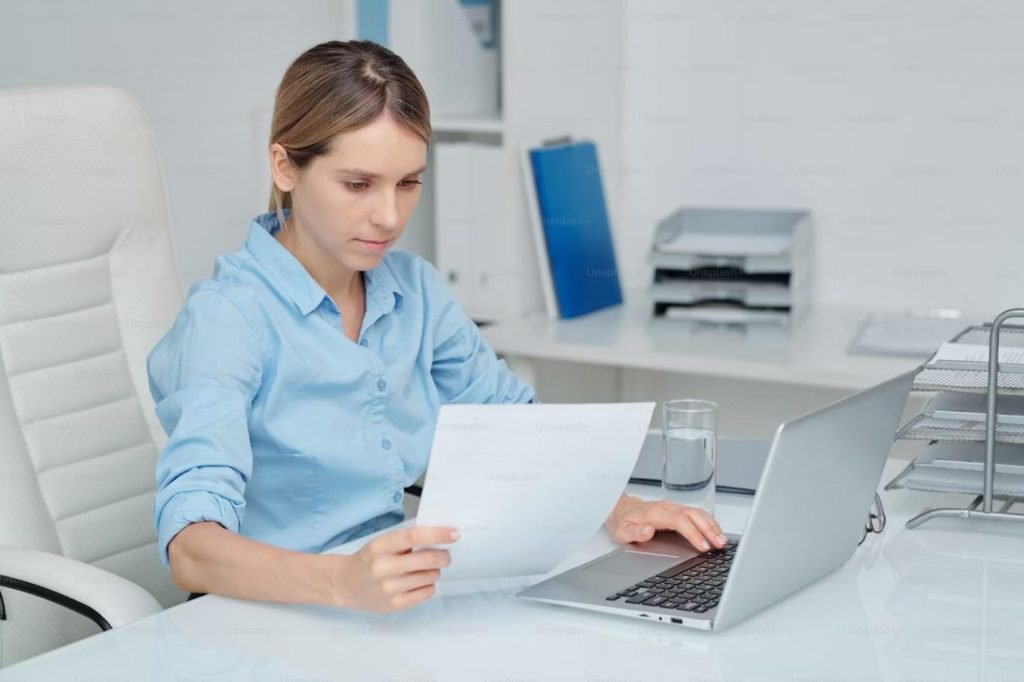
[{"left": 327, "top": 525, "right": 460, "bottom": 612}]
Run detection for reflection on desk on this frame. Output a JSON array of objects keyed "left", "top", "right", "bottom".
[
  {"left": 881, "top": 521, "right": 1024, "bottom": 681},
  {"left": 4, "top": 459, "right": 1024, "bottom": 681}
]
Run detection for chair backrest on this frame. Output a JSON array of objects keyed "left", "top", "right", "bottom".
[{"left": 0, "top": 85, "right": 187, "bottom": 665}]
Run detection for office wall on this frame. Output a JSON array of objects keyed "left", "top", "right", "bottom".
[
  {"left": 621, "top": 0, "right": 1024, "bottom": 316},
  {"left": 0, "top": 0, "right": 356, "bottom": 289}
]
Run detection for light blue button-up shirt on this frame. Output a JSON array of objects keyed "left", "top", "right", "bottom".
[{"left": 148, "top": 209, "right": 534, "bottom": 566}]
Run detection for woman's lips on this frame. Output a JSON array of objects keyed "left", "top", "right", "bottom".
[{"left": 355, "top": 238, "right": 390, "bottom": 252}]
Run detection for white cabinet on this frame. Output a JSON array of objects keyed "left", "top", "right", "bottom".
[
  {"left": 389, "top": 0, "right": 500, "bottom": 119},
  {"left": 434, "top": 143, "right": 542, "bottom": 321},
  {"left": 383, "top": 0, "right": 625, "bottom": 322}
]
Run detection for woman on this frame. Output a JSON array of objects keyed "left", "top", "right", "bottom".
[{"left": 149, "top": 40, "right": 727, "bottom": 614}]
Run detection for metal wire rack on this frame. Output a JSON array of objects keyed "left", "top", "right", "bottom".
[
  {"left": 887, "top": 309, "right": 1024, "bottom": 529},
  {"left": 896, "top": 413, "right": 1024, "bottom": 445}
]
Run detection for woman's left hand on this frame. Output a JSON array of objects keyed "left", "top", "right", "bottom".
[{"left": 605, "top": 494, "right": 728, "bottom": 552}]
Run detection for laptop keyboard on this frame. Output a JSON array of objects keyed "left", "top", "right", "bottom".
[{"left": 605, "top": 539, "right": 738, "bottom": 614}]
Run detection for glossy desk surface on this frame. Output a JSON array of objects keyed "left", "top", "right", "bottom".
[
  {"left": 482, "top": 301, "right": 923, "bottom": 391},
  {"left": 4, "top": 458, "right": 1024, "bottom": 682}
]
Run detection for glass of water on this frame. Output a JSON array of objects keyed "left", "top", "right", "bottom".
[{"left": 662, "top": 399, "right": 718, "bottom": 515}]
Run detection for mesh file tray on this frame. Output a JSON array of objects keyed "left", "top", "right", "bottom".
[
  {"left": 954, "top": 324, "right": 1024, "bottom": 347},
  {"left": 892, "top": 311, "right": 1024, "bottom": 527},
  {"left": 912, "top": 323, "right": 1024, "bottom": 394},
  {"left": 887, "top": 459, "right": 1024, "bottom": 497},
  {"left": 897, "top": 414, "right": 1024, "bottom": 445},
  {"left": 913, "top": 368, "right": 1024, "bottom": 393}
]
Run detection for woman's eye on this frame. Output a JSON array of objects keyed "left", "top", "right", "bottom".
[
  {"left": 345, "top": 181, "right": 368, "bottom": 191},
  {"left": 399, "top": 179, "right": 423, "bottom": 189}
]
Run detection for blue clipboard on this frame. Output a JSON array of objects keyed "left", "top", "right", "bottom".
[{"left": 527, "top": 140, "right": 623, "bottom": 319}]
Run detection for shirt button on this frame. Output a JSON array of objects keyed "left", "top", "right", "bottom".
[
  {"left": 359, "top": 339, "right": 368, "bottom": 347},
  {"left": 376, "top": 379, "right": 387, "bottom": 392},
  {"left": 381, "top": 438, "right": 392, "bottom": 450},
  {"left": 392, "top": 491, "right": 402, "bottom": 503}
]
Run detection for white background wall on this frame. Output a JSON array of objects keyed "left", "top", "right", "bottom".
[
  {"left": 621, "top": 0, "right": 1024, "bottom": 317},
  {"left": 4, "top": 1, "right": 1021, "bottom": 315},
  {"left": 0, "top": 0, "right": 356, "bottom": 289}
]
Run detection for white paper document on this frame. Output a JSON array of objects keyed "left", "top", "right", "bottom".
[
  {"left": 848, "top": 314, "right": 972, "bottom": 357},
  {"left": 663, "top": 306, "right": 789, "bottom": 325},
  {"left": 415, "top": 402, "right": 655, "bottom": 581},
  {"left": 927, "top": 342, "right": 1024, "bottom": 367}
]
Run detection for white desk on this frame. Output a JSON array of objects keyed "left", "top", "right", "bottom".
[
  {"left": 482, "top": 300, "right": 920, "bottom": 392},
  {"left": 5, "top": 458, "right": 1024, "bottom": 681}
]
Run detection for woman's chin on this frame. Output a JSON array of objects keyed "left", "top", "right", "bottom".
[{"left": 343, "top": 250, "right": 388, "bottom": 271}]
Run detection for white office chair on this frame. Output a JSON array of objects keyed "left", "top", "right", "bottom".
[{"left": 0, "top": 85, "right": 188, "bottom": 667}]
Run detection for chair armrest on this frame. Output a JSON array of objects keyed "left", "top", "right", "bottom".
[
  {"left": 0, "top": 547, "right": 162, "bottom": 630},
  {"left": 404, "top": 472, "right": 427, "bottom": 498}
]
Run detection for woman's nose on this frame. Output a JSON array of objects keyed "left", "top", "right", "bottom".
[{"left": 371, "top": 191, "right": 400, "bottom": 231}]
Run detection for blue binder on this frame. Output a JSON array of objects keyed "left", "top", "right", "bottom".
[{"left": 528, "top": 141, "right": 623, "bottom": 319}]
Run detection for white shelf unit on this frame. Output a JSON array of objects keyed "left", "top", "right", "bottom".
[
  {"left": 431, "top": 115, "right": 506, "bottom": 136},
  {"left": 389, "top": 0, "right": 625, "bottom": 323}
]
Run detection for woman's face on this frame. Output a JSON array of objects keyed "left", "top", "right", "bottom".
[{"left": 272, "top": 114, "right": 428, "bottom": 274}]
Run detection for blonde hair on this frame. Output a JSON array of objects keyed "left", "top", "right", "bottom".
[{"left": 268, "top": 40, "right": 431, "bottom": 229}]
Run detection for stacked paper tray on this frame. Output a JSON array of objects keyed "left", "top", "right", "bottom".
[
  {"left": 897, "top": 413, "right": 1024, "bottom": 445},
  {"left": 952, "top": 324, "right": 1024, "bottom": 347},
  {"left": 650, "top": 279, "right": 792, "bottom": 308},
  {"left": 890, "top": 313, "right": 1024, "bottom": 514},
  {"left": 647, "top": 207, "right": 813, "bottom": 325},
  {"left": 886, "top": 459, "right": 1024, "bottom": 497},
  {"left": 912, "top": 368, "right": 1024, "bottom": 393},
  {"left": 912, "top": 323, "right": 1024, "bottom": 393}
]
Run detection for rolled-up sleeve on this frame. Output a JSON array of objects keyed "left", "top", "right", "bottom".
[
  {"left": 425, "top": 264, "right": 536, "bottom": 405},
  {"left": 147, "top": 287, "right": 263, "bottom": 567}
]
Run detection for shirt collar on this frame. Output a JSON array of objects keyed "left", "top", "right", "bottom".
[{"left": 245, "top": 209, "right": 403, "bottom": 317}]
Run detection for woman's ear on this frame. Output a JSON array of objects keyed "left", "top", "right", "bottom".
[{"left": 269, "top": 143, "right": 296, "bottom": 193}]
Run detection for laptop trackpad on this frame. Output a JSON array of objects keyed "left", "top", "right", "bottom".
[{"left": 588, "top": 551, "right": 683, "bottom": 578}]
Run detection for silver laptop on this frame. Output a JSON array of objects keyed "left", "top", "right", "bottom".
[{"left": 517, "top": 371, "right": 913, "bottom": 631}]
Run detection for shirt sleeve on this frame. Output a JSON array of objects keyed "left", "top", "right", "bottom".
[
  {"left": 425, "top": 263, "right": 536, "bottom": 405},
  {"left": 147, "top": 287, "right": 263, "bottom": 567}
]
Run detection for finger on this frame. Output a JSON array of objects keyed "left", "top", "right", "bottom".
[
  {"left": 375, "top": 525, "right": 460, "bottom": 554},
  {"left": 391, "top": 582, "right": 437, "bottom": 611},
  {"left": 392, "top": 548, "right": 452, "bottom": 574},
  {"left": 612, "top": 520, "right": 655, "bottom": 544},
  {"left": 684, "top": 505, "right": 722, "bottom": 536},
  {"left": 706, "top": 511, "right": 725, "bottom": 538},
  {"left": 372, "top": 548, "right": 451, "bottom": 581},
  {"left": 383, "top": 568, "right": 442, "bottom": 596},
  {"left": 671, "top": 517, "right": 711, "bottom": 553},
  {"left": 684, "top": 508, "right": 728, "bottom": 548},
  {"left": 649, "top": 501, "right": 726, "bottom": 545},
  {"left": 633, "top": 505, "right": 712, "bottom": 552}
]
